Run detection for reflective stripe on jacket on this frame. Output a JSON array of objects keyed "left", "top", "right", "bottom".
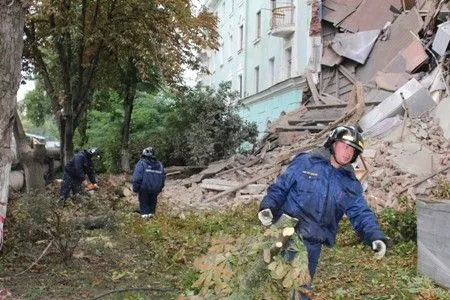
[
  {"left": 132, "top": 157, "right": 165, "bottom": 193},
  {"left": 260, "top": 148, "right": 385, "bottom": 247}
]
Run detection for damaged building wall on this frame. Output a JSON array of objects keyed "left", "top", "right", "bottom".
[{"left": 190, "top": 0, "right": 450, "bottom": 290}]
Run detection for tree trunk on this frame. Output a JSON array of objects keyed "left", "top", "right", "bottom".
[
  {"left": 13, "top": 110, "right": 46, "bottom": 192},
  {"left": 120, "top": 82, "right": 137, "bottom": 173},
  {"left": 0, "top": 1, "right": 25, "bottom": 250},
  {"left": 63, "top": 104, "right": 75, "bottom": 165}
]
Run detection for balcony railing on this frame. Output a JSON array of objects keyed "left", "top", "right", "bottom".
[{"left": 271, "top": 5, "right": 295, "bottom": 38}]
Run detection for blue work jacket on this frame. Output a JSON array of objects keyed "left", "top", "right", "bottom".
[
  {"left": 260, "top": 147, "right": 385, "bottom": 247},
  {"left": 132, "top": 157, "right": 165, "bottom": 193},
  {"left": 64, "top": 150, "right": 96, "bottom": 183}
]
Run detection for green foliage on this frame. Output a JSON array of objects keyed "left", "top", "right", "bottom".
[
  {"left": 5, "top": 191, "right": 82, "bottom": 264},
  {"left": 19, "top": 86, "right": 58, "bottom": 140},
  {"left": 379, "top": 206, "right": 417, "bottom": 243},
  {"left": 75, "top": 82, "right": 257, "bottom": 171},
  {"left": 131, "top": 82, "right": 258, "bottom": 166},
  {"left": 431, "top": 176, "right": 450, "bottom": 199},
  {"left": 23, "top": 0, "right": 218, "bottom": 161},
  {"left": 3, "top": 185, "right": 450, "bottom": 299},
  {"left": 73, "top": 90, "right": 124, "bottom": 172},
  {"left": 21, "top": 87, "right": 52, "bottom": 127},
  {"left": 21, "top": 118, "right": 59, "bottom": 141}
]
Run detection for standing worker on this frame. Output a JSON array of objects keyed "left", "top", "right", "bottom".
[
  {"left": 59, "top": 147, "right": 101, "bottom": 205},
  {"left": 258, "top": 125, "right": 387, "bottom": 299},
  {"left": 132, "top": 147, "right": 165, "bottom": 219}
]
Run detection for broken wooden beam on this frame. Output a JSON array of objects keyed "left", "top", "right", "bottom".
[
  {"left": 305, "top": 100, "right": 381, "bottom": 110},
  {"left": 288, "top": 118, "right": 338, "bottom": 126},
  {"left": 274, "top": 125, "right": 326, "bottom": 132},
  {"left": 204, "top": 166, "right": 282, "bottom": 203},
  {"left": 305, "top": 70, "right": 324, "bottom": 105}
]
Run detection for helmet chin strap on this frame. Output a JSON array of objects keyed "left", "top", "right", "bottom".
[{"left": 331, "top": 152, "right": 347, "bottom": 167}]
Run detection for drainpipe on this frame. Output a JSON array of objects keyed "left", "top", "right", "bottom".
[{"left": 243, "top": 0, "right": 249, "bottom": 99}]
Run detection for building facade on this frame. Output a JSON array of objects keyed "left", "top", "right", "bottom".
[{"left": 199, "top": 0, "right": 316, "bottom": 135}]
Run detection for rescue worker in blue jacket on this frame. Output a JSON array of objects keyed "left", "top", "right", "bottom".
[
  {"left": 59, "top": 147, "right": 101, "bottom": 205},
  {"left": 132, "top": 147, "right": 165, "bottom": 219},
  {"left": 258, "top": 125, "right": 387, "bottom": 299}
]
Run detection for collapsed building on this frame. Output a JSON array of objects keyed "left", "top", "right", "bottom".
[{"left": 149, "top": 0, "right": 450, "bottom": 289}]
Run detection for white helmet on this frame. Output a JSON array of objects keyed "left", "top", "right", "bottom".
[{"left": 142, "top": 147, "right": 155, "bottom": 158}]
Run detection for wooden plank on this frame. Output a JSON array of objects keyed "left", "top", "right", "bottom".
[
  {"left": 288, "top": 118, "right": 337, "bottom": 125},
  {"left": 338, "top": 65, "right": 357, "bottom": 85},
  {"left": 305, "top": 100, "right": 381, "bottom": 110},
  {"left": 275, "top": 125, "right": 325, "bottom": 132},
  {"left": 305, "top": 70, "right": 324, "bottom": 105},
  {"left": 320, "top": 92, "right": 344, "bottom": 104},
  {"left": 204, "top": 166, "right": 282, "bottom": 203}
]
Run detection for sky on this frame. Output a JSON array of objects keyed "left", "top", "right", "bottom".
[{"left": 17, "top": 80, "right": 35, "bottom": 102}]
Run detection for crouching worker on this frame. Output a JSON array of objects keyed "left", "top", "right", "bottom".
[
  {"left": 59, "top": 147, "right": 101, "bottom": 206},
  {"left": 132, "top": 147, "right": 165, "bottom": 219},
  {"left": 258, "top": 125, "right": 387, "bottom": 299}
]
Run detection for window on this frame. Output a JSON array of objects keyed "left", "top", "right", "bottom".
[
  {"left": 211, "top": 52, "right": 216, "bottom": 72},
  {"left": 269, "top": 57, "right": 275, "bottom": 86},
  {"left": 256, "top": 11, "right": 261, "bottom": 39},
  {"left": 271, "top": 0, "right": 276, "bottom": 10},
  {"left": 229, "top": 34, "right": 233, "bottom": 59},
  {"left": 255, "top": 66, "right": 260, "bottom": 93},
  {"left": 239, "top": 25, "right": 244, "bottom": 51},
  {"left": 219, "top": 43, "right": 224, "bottom": 66},
  {"left": 285, "top": 47, "right": 292, "bottom": 78},
  {"left": 238, "top": 74, "right": 243, "bottom": 98}
]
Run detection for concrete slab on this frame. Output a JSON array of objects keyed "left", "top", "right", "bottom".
[
  {"left": 387, "top": 142, "right": 441, "bottom": 176},
  {"left": 432, "top": 20, "right": 450, "bottom": 56},
  {"left": 359, "top": 79, "right": 436, "bottom": 131},
  {"left": 434, "top": 96, "right": 450, "bottom": 140},
  {"left": 356, "top": 9, "right": 423, "bottom": 82}
]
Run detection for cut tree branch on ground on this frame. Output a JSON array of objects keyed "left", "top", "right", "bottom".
[{"left": 0, "top": 239, "right": 54, "bottom": 281}]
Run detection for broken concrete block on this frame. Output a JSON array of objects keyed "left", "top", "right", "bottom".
[
  {"left": 432, "top": 20, "right": 450, "bottom": 56},
  {"left": 387, "top": 142, "right": 441, "bottom": 176},
  {"left": 278, "top": 131, "right": 308, "bottom": 146},
  {"left": 371, "top": 169, "right": 386, "bottom": 179},
  {"left": 363, "top": 148, "right": 377, "bottom": 159},
  {"left": 359, "top": 79, "right": 436, "bottom": 131},
  {"left": 331, "top": 30, "right": 380, "bottom": 64},
  {"left": 417, "top": 199, "right": 450, "bottom": 289},
  {"left": 434, "top": 97, "right": 450, "bottom": 140}
]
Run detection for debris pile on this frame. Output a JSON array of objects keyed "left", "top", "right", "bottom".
[{"left": 120, "top": 0, "right": 450, "bottom": 215}]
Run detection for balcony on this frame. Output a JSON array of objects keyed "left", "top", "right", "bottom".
[{"left": 271, "top": 5, "right": 295, "bottom": 38}]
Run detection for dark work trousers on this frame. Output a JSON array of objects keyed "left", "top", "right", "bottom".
[
  {"left": 59, "top": 173, "right": 83, "bottom": 201},
  {"left": 281, "top": 238, "right": 322, "bottom": 300},
  {"left": 138, "top": 192, "right": 159, "bottom": 215}
]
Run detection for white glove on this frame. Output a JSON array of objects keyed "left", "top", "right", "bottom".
[
  {"left": 258, "top": 208, "right": 273, "bottom": 226},
  {"left": 372, "top": 240, "right": 386, "bottom": 259}
]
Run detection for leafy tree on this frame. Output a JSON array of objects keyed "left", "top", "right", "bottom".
[
  {"left": 81, "top": 83, "right": 257, "bottom": 171},
  {"left": 130, "top": 82, "right": 258, "bottom": 166},
  {"left": 75, "top": 89, "right": 124, "bottom": 172},
  {"left": 21, "top": 86, "right": 51, "bottom": 127},
  {"left": 23, "top": 0, "right": 218, "bottom": 167}
]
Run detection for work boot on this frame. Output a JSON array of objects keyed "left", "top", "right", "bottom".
[{"left": 141, "top": 213, "right": 154, "bottom": 219}]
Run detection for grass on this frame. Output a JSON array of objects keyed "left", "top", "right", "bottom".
[{"left": 1, "top": 181, "right": 450, "bottom": 299}]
